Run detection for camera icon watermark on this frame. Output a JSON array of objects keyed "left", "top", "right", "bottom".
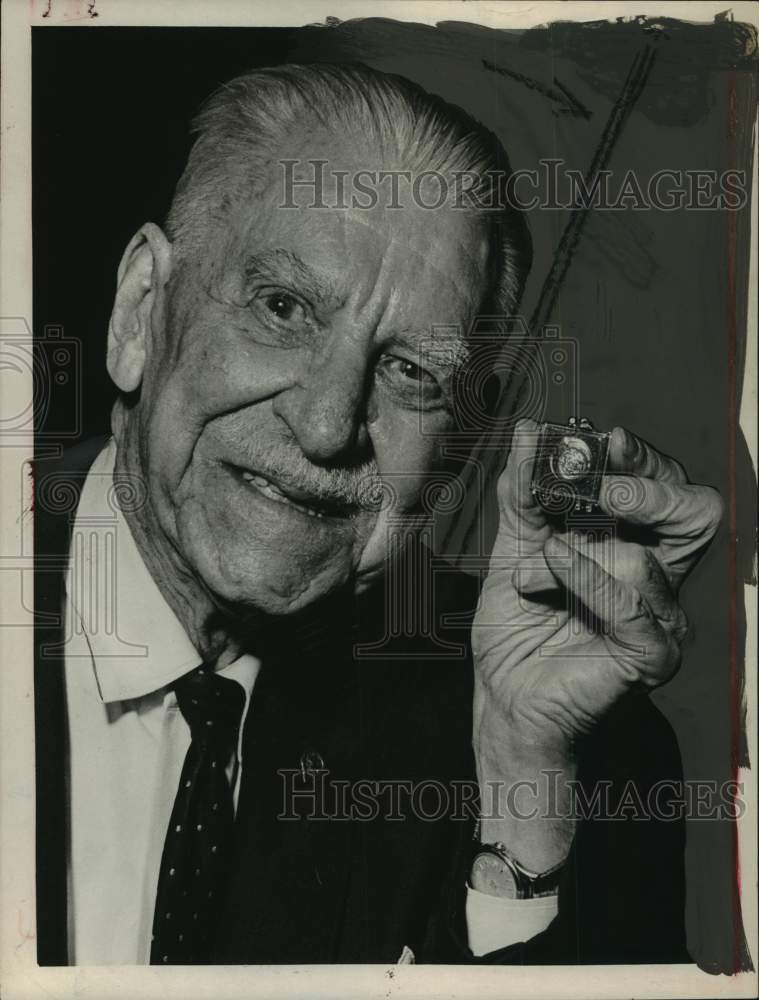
[
  {"left": 417, "top": 317, "right": 579, "bottom": 439},
  {"left": 0, "top": 317, "right": 82, "bottom": 444}
]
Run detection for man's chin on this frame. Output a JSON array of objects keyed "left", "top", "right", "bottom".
[
  {"left": 171, "top": 482, "right": 374, "bottom": 617},
  {"left": 188, "top": 547, "right": 354, "bottom": 619}
]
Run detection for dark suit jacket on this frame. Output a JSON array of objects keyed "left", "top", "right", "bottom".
[{"left": 34, "top": 438, "right": 689, "bottom": 965}]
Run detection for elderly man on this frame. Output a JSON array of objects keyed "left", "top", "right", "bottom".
[{"left": 35, "top": 63, "right": 722, "bottom": 966}]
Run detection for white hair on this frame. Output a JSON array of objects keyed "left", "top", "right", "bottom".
[{"left": 165, "top": 62, "right": 531, "bottom": 313}]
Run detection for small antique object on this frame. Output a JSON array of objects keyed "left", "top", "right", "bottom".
[{"left": 530, "top": 417, "right": 611, "bottom": 513}]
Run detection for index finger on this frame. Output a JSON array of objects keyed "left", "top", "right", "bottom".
[{"left": 600, "top": 475, "right": 724, "bottom": 580}]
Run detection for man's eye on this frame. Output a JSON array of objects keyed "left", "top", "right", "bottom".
[
  {"left": 263, "top": 292, "right": 302, "bottom": 322},
  {"left": 395, "top": 359, "right": 435, "bottom": 383},
  {"left": 248, "top": 289, "right": 311, "bottom": 343},
  {"left": 377, "top": 355, "right": 443, "bottom": 407}
]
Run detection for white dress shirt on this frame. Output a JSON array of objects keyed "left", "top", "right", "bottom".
[{"left": 63, "top": 440, "right": 556, "bottom": 963}]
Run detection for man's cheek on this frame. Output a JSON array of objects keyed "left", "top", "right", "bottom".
[
  {"left": 371, "top": 397, "right": 450, "bottom": 466},
  {"left": 376, "top": 454, "right": 448, "bottom": 514},
  {"left": 171, "top": 318, "right": 290, "bottom": 411},
  {"left": 145, "top": 410, "right": 201, "bottom": 505}
]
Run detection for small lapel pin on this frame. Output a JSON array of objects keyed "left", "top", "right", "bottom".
[{"left": 299, "top": 749, "right": 325, "bottom": 779}]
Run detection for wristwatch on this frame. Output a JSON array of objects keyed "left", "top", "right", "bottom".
[{"left": 470, "top": 841, "right": 565, "bottom": 900}]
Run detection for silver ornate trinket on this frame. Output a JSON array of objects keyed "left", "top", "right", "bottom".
[{"left": 530, "top": 417, "right": 611, "bottom": 513}]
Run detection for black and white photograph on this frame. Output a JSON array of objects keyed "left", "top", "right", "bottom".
[{"left": 1, "top": 2, "right": 757, "bottom": 998}]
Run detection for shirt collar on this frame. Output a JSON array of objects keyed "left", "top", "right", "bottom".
[{"left": 68, "top": 439, "right": 259, "bottom": 704}]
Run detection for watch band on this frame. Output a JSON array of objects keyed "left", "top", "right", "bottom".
[{"left": 470, "top": 841, "right": 565, "bottom": 900}]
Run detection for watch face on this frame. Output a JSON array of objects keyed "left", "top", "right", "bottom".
[{"left": 470, "top": 851, "right": 520, "bottom": 899}]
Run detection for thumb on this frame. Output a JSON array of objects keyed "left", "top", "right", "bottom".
[{"left": 495, "top": 418, "right": 547, "bottom": 537}]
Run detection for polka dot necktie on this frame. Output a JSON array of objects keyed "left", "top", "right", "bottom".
[{"left": 150, "top": 665, "right": 245, "bottom": 965}]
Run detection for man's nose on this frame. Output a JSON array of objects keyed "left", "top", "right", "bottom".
[{"left": 271, "top": 343, "right": 372, "bottom": 464}]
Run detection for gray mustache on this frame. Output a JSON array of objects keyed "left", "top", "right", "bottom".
[{"left": 245, "top": 443, "right": 384, "bottom": 510}]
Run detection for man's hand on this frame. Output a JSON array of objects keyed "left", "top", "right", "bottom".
[{"left": 472, "top": 418, "right": 723, "bottom": 871}]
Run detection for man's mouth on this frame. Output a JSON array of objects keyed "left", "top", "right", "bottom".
[{"left": 225, "top": 463, "right": 353, "bottom": 520}]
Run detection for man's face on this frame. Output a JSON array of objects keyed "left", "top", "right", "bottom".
[{"left": 127, "top": 143, "right": 492, "bottom": 616}]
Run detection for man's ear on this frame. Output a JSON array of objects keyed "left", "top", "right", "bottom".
[{"left": 107, "top": 222, "right": 173, "bottom": 393}]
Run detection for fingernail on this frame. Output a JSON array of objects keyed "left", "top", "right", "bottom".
[{"left": 612, "top": 426, "right": 627, "bottom": 452}]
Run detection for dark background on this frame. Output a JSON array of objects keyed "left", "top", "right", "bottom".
[{"left": 33, "top": 19, "right": 757, "bottom": 973}]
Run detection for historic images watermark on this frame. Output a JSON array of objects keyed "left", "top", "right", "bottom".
[
  {"left": 279, "top": 158, "right": 749, "bottom": 212},
  {"left": 277, "top": 769, "right": 746, "bottom": 823}
]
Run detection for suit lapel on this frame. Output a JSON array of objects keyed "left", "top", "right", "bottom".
[{"left": 214, "top": 616, "right": 359, "bottom": 963}]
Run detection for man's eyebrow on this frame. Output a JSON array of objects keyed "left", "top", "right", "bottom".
[
  {"left": 243, "top": 248, "right": 342, "bottom": 306},
  {"left": 394, "top": 327, "right": 472, "bottom": 373}
]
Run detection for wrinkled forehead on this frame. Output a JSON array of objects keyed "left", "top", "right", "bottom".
[
  {"left": 207, "top": 166, "right": 496, "bottom": 320},
  {"left": 189, "top": 123, "right": 495, "bottom": 287}
]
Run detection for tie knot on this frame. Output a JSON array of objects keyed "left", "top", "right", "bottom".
[{"left": 173, "top": 665, "right": 245, "bottom": 745}]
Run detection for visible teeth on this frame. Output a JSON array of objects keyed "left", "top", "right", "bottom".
[{"left": 240, "top": 469, "right": 323, "bottom": 517}]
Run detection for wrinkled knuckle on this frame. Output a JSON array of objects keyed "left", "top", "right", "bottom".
[
  {"left": 658, "top": 453, "right": 689, "bottom": 485},
  {"left": 666, "top": 485, "right": 691, "bottom": 522},
  {"left": 674, "top": 608, "right": 690, "bottom": 644},
  {"left": 640, "top": 546, "right": 662, "bottom": 580},
  {"left": 703, "top": 487, "right": 726, "bottom": 534},
  {"left": 624, "top": 584, "right": 648, "bottom": 621},
  {"left": 662, "top": 605, "right": 690, "bottom": 644},
  {"left": 589, "top": 572, "right": 614, "bottom": 604}
]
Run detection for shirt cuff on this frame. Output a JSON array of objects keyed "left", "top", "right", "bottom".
[{"left": 465, "top": 886, "right": 559, "bottom": 957}]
